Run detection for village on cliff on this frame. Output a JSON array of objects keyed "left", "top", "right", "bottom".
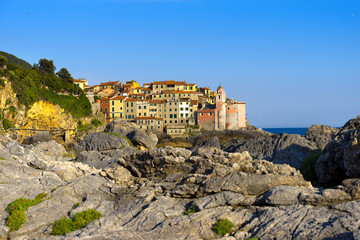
[{"left": 73, "top": 79, "right": 246, "bottom": 135}]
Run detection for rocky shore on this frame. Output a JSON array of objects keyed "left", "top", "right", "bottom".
[{"left": 1, "top": 116, "right": 360, "bottom": 239}]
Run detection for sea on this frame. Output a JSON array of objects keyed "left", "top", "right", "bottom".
[{"left": 262, "top": 128, "right": 308, "bottom": 136}]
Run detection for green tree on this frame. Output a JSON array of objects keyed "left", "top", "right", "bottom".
[
  {"left": 0, "top": 55, "right": 8, "bottom": 69},
  {"left": 56, "top": 68, "right": 73, "bottom": 83},
  {"left": 36, "top": 59, "right": 56, "bottom": 74}
]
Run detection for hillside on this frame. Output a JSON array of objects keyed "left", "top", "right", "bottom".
[
  {"left": 0, "top": 51, "right": 32, "bottom": 69},
  {"left": 0, "top": 57, "right": 92, "bottom": 118}
]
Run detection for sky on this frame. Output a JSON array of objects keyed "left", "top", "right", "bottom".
[{"left": 0, "top": 0, "right": 359, "bottom": 128}]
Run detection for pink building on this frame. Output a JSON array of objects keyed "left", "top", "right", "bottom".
[{"left": 196, "top": 85, "right": 246, "bottom": 131}]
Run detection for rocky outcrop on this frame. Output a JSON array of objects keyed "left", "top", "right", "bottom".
[
  {"left": 21, "top": 131, "right": 53, "bottom": 145},
  {"left": 105, "top": 119, "right": 158, "bottom": 149},
  {"left": 77, "top": 132, "right": 130, "bottom": 151},
  {"left": 3, "top": 130, "right": 360, "bottom": 239},
  {"left": 315, "top": 127, "right": 360, "bottom": 186},
  {"left": 305, "top": 124, "right": 339, "bottom": 149},
  {"left": 222, "top": 132, "right": 318, "bottom": 169}
]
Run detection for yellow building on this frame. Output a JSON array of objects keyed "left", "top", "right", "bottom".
[
  {"left": 73, "top": 78, "right": 88, "bottom": 90},
  {"left": 110, "top": 96, "right": 127, "bottom": 119},
  {"left": 124, "top": 98, "right": 137, "bottom": 120}
]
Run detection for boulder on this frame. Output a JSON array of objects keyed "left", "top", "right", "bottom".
[
  {"left": 21, "top": 131, "right": 53, "bottom": 145},
  {"left": 315, "top": 124, "right": 360, "bottom": 186},
  {"left": 193, "top": 136, "right": 221, "bottom": 150},
  {"left": 77, "top": 132, "right": 130, "bottom": 151},
  {"left": 222, "top": 132, "right": 318, "bottom": 169},
  {"left": 305, "top": 124, "right": 339, "bottom": 149}
]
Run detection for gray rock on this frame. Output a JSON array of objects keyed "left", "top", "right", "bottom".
[
  {"left": 78, "top": 132, "right": 129, "bottom": 151},
  {"left": 222, "top": 132, "right": 318, "bottom": 169},
  {"left": 22, "top": 131, "right": 53, "bottom": 145},
  {"left": 305, "top": 124, "right": 339, "bottom": 149},
  {"left": 105, "top": 119, "right": 158, "bottom": 149},
  {"left": 76, "top": 150, "right": 118, "bottom": 169},
  {"left": 315, "top": 128, "right": 360, "bottom": 186},
  {"left": 194, "top": 136, "right": 221, "bottom": 150}
]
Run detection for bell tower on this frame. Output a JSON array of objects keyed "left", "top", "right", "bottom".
[{"left": 216, "top": 85, "right": 226, "bottom": 130}]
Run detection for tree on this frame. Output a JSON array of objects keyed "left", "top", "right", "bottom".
[
  {"left": 36, "top": 59, "right": 56, "bottom": 74},
  {"left": 0, "top": 55, "right": 8, "bottom": 69},
  {"left": 56, "top": 68, "right": 73, "bottom": 83}
]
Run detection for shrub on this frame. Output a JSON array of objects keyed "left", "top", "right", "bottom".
[
  {"left": 51, "top": 209, "right": 102, "bottom": 235},
  {"left": 185, "top": 201, "right": 198, "bottom": 215},
  {"left": 6, "top": 193, "right": 47, "bottom": 232},
  {"left": 3, "top": 118, "right": 15, "bottom": 130},
  {"left": 299, "top": 149, "right": 322, "bottom": 185},
  {"left": 5, "top": 99, "right": 11, "bottom": 106},
  {"left": 91, "top": 119, "right": 103, "bottom": 127},
  {"left": 73, "top": 202, "right": 81, "bottom": 209},
  {"left": 213, "top": 218, "right": 234, "bottom": 236}
]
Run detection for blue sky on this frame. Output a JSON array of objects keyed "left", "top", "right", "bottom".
[{"left": 1, "top": 0, "right": 359, "bottom": 127}]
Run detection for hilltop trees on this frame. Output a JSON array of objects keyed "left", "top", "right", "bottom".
[
  {"left": 35, "top": 59, "right": 56, "bottom": 74},
  {"left": 0, "top": 56, "right": 92, "bottom": 118},
  {"left": 0, "top": 55, "right": 8, "bottom": 69}
]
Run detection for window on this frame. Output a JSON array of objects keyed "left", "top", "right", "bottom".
[
  {"left": 175, "top": 102, "right": 177, "bottom": 105},
  {"left": 161, "top": 85, "right": 163, "bottom": 88},
  {"left": 105, "top": 107, "right": 108, "bottom": 112},
  {"left": 174, "top": 114, "right": 177, "bottom": 118},
  {"left": 164, "top": 114, "right": 166, "bottom": 118},
  {"left": 139, "top": 113, "right": 141, "bottom": 116},
  {"left": 180, "top": 108, "right": 183, "bottom": 111},
  {"left": 112, "top": 101, "right": 114, "bottom": 106},
  {"left": 139, "top": 106, "right": 141, "bottom": 109},
  {"left": 169, "top": 109, "right": 172, "bottom": 112},
  {"left": 156, "top": 85, "right": 158, "bottom": 88},
  {"left": 144, "top": 106, "right": 146, "bottom": 109},
  {"left": 120, "top": 107, "right": 122, "bottom": 110},
  {"left": 131, "top": 109, "right": 133, "bottom": 112},
  {"left": 144, "top": 113, "right": 146, "bottom": 116},
  {"left": 100, "top": 107, "right": 103, "bottom": 112},
  {"left": 131, "top": 103, "right": 133, "bottom": 107},
  {"left": 170, "top": 114, "right": 173, "bottom": 118},
  {"left": 112, "top": 107, "right": 114, "bottom": 112},
  {"left": 112, "top": 113, "right": 114, "bottom": 118},
  {"left": 173, "top": 94, "right": 175, "bottom": 97},
  {"left": 169, "top": 102, "right": 172, "bottom": 105},
  {"left": 127, "top": 103, "right": 129, "bottom": 107},
  {"left": 175, "top": 108, "right": 177, "bottom": 111},
  {"left": 170, "top": 120, "right": 172, "bottom": 123},
  {"left": 175, "top": 120, "right": 177, "bottom": 123}
]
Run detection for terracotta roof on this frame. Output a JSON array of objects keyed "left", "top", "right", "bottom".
[
  {"left": 73, "top": 79, "right": 86, "bottom": 83},
  {"left": 124, "top": 98, "right": 138, "bottom": 102},
  {"left": 148, "top": 100, "right": 165, "bottom": 104},
  {"left": 100, "top": 81, "right": 119, "bottom": 86},
  {"left": 135, "top": 117, "right": 163, "bottom": 120},
  {"left": 186, "top": 83, "right": 196, "bottom": 86},
  {"left": 190, "top": 100, "right": 198, "bottom": 105},
  {"left": 143, "top": 88, "right": 152, "bottom": 91},
  {"left": 197, "top": 109, "right": 215, "bottom": 113},
  {"left": 110, "top": 96, "right": 127, "bottom": 100}
]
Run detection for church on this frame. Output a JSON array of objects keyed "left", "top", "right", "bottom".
[{"left": 196, "top": 85, "right": 246, "bottom": 131}]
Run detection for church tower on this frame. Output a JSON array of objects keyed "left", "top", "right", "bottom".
[{"left": 216, "top": 85, "right": 226, "bottom": 130}]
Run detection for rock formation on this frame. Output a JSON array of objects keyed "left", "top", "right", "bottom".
[
  {"left": 305, "top": 124, "right": 339, "bottom": 149},
  {"left": 315, "top": 116, "right": 360, "bottom": 186},
  {"left": 2, "top": 127, "right": 360, "bottom": 239}
]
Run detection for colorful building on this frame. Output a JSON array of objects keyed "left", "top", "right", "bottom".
[{"left": 197, "top": 85, "right": 246, "bottom": 131}]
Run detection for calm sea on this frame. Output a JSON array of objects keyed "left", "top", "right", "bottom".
[{"left": 262, "top": 128, "right": 308, "bottom": 136}]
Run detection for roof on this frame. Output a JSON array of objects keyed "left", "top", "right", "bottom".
[
  {"left": 100, "top": 81, "right": 119, "bottom": 86},
  {"left": 148, "top": 100, "right": 166, "bottom": 104},
  {"left": 135, "top": 117, "right": 163, "bottom": 120},
  {"left": 153, "top": 80, "right": 186, "bottom": 86},
  {"left": 124, "top": 98, "right": 138, "bottom": 102},
  {"left": 190, "top": 100, "right": 198, "bottom": 105},
  {"left": 73, "top": 79, "right": 86, "bottom": 83},
  {"left": 143, "top": 88, "right": 152, "bottom": 91},
  {"left": 197, "top": 109, "right": 216, "bottom": 113},
  {"left": 110, "top": 96, "right": 127, "bottom": 100}
]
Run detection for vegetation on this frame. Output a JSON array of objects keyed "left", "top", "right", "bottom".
[
  {"left": 3, "top": 118, "right": 15, "bottom": 130},
  {"left": 6, "top": 193, "right": 47, "bottom": 232},
  {"left": 184, "top": 201, "right": 198, "bottom": 215},
  {"left": 73, "top": 202, "right": 81, "bottom": 209},
  {"left": 0, "top": 51, "right": 31, "bottom": 69},
  {"left": 213, "top": 218, "right": 234, "bottom": 236},
  {"left": 0, "top": 55, "right": 8, "bottom": 69},
  {"left": 0, "top": 57, "right": 92, "bottom": 117},
  {"left": 299, "top": 149, "right": 322, "bottom": 185},
  {"left": 91, "top": 119, "right": 103, "bottom": 127},
  {"left": 51, "top": 209, "right": 102, "bottom": 235}
]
